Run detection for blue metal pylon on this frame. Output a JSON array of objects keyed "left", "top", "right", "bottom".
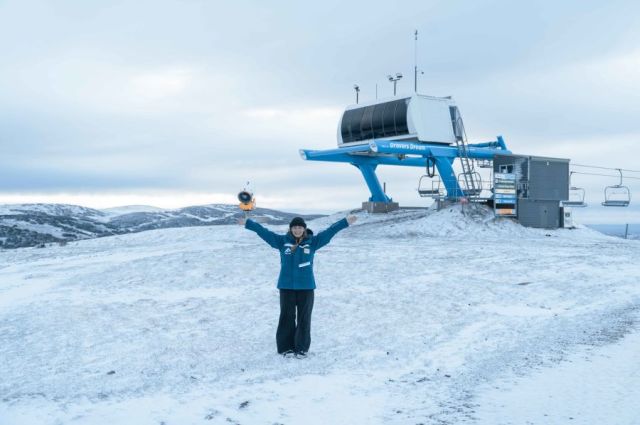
[
  {"left": 354, "top": 163, "right": 391, "bottom": 202},
  {"left": 300, "top": 137, "right": 510, "bottom": 203}
]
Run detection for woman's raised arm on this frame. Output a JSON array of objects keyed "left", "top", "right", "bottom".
[{"left": 243, "top": 218, "right": 283, "bottom": 249}]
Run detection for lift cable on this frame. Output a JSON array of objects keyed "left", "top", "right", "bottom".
[
  {"left": 571, "top": 164, "right": 640, "bottom": 174},
  {"left": 571, "top": 171, "right": 640, "bottom": 181}
]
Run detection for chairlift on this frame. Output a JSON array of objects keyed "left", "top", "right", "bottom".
[
  {"left": 417, "top": 157, "right": 442, "bottom": 197},
  {"left": 602, "top": 169, "right": 631, "bottom": 207},
  {"left": 563, "top": 172, "right": 587, "bottom": 207},
  {"left": 457, "top": 172, "right": 483, "bottom": 197},
  {"left": 417, "top": 175, "right": 442, "bottom": 197}
]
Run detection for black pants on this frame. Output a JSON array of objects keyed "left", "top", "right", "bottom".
[{"left": 276, "top": 289, "right": 314, "bottom": 354}]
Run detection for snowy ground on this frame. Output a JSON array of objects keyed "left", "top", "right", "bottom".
[{"left": 1, "top": 205, "right": 639, "bottom": 424}]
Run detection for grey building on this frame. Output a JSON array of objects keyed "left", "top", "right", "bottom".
[{"left": 493, "top": 154, "right": 569, "bottom": 229}]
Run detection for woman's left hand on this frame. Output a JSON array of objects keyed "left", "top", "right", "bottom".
[{"left": 347, "top": 215, "right": 357, "bottom": 225}]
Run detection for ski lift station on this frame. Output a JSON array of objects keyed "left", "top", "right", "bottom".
[{"left": 299, "top": 94, "right": 633, "bottom": 229}]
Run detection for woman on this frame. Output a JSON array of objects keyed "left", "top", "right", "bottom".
[{"left": 239, "top": 214, "right": 357, "bottom": 358}]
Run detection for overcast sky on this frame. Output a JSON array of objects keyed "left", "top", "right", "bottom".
[{"left": 1, "top": 0, "right": 639, "bottom": 216}]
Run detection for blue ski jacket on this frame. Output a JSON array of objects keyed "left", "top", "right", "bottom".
[{"left": 245, "top": 218, "right": 349, "bottom": 290}]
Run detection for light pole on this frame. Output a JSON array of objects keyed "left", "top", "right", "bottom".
[
  {"left": 387, "top": 73, "right": 403, "bottom": 96},
  {"left": 353, "top": 84, "right": 360, "bottom": 104}
]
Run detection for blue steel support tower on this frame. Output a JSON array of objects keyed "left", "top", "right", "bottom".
[{"left": 300, "top": 137, "right": 510, "bottom": 204}]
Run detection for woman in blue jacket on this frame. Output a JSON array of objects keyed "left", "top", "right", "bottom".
[{"left": 239, "top": 215, "right": 356, "bottom": 358}]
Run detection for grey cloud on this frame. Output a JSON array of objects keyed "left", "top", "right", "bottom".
[
  {"left": 0, "top": 162, "right": 181, "bottom": 191},
  {"left": 1, "top": 0, "right": 639, "bottom": 211}
]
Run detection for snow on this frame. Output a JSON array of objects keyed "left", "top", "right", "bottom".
[
  {"left": 0, "top": 205, "right": 639, "bottom": 424},
  {"left": 0, "top": 203, "right": 105, "bottom": 218},
  {"left": 100, "top": 205, "right": 165, "bottom": 217},
  {"left": 474, "top": 331, "right": 640, "bottom": 424},
  {"left": 0, "top": 219, "right": 66, "bottom": 237}
]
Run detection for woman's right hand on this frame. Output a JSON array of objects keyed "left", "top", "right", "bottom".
[{"left": 238, "top": 217, "right": 247, "bottom": 226}]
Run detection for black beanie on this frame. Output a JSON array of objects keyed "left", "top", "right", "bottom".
[{"left": 289, "top": 217, "right": 307, "bottom": 229}]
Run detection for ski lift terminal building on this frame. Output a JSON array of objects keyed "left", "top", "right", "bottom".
[{"left": 300, "top": 93, "right": 627, "bottom": 229}]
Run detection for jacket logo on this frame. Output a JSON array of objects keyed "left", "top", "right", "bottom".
[{"left": 284, "top": 248, "right": 292, "bottom": 255}]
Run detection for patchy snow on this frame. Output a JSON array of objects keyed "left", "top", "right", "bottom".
[
  {"left": 0, "top": 205, "right": 639, "bottom": 424},
  {"left": 0, "top": 219, "right": 66, "bottom": 238}
]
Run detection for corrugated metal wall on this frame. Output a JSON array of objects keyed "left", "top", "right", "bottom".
[
  {"left": 517, "top": 199, "right": 561, "bottom": 228},
  {"left": 529, "top": 158, "right": 569, "bottom": 200}
]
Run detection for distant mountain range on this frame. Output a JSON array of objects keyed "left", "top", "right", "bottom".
[
  {"left": 586, "top": 224, "right": 639, "bottom": 240},
  {"left": 0, "top": 204, "right": 324, "bottom": 249},
  {"left": 2, "top": 203, "right": 636, "bottom": 250}
]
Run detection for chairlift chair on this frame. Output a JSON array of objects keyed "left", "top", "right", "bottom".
[
  {"left": 563, "top": 187, "right": 587, "bottom": 207},
  {"left": 417, "top": 175, "right": 443, "bottom": 197},
  {"left": 602, "top": 169, "right": 631, "bottom": 207},
  {"left": 457, "top": 172, "right": 483, "bottom": 197},
  {"left": 602, "top": 186, "right": 631, "bottom": 207},
  {"left": 563, "top": 172, "right": 587, "bottom": 207}
]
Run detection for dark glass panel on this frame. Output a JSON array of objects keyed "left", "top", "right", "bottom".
[
  {"left": 349, "top": 107, "right": 365, "bottom": 141},
  {"left": 340, "top": 110, "right": 353, "bottom": 143},
  {"left": 382, "top": 101, "right": 397, "bottom": 136},
  {"left": 360, "top": 106, "right": 374, "bottom": 140},
  {"left": 449, "top": 106, "right": 463, "bottom": 140},
  {"left": 372, "top": 104, "right": 385, "bottom": 138}
]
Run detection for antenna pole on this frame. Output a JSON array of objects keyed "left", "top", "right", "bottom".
[{"left": 414, "top": 29, "right": 418, "bottom": 93}]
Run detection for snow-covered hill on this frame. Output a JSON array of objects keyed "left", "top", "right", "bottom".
[
  {"left": 0, "top": 203, "right": 323, "bottom": 249},
  {"left": 0, "top": 205, "right": 639, "bottom": 424},
  {"left": 100, "top": 205, "right": 166, "bottom": 216}
]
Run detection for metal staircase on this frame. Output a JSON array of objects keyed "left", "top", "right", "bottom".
[
  {"left": 452, "top": 115, "right": 479, "bottom": 200},
  {"left": 451, "top": 113, "right": 487, "bottom": 218}
]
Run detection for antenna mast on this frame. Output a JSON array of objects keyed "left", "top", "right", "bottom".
[{"left": 414, "top": 29, "right": 418, "bottom": 93}]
